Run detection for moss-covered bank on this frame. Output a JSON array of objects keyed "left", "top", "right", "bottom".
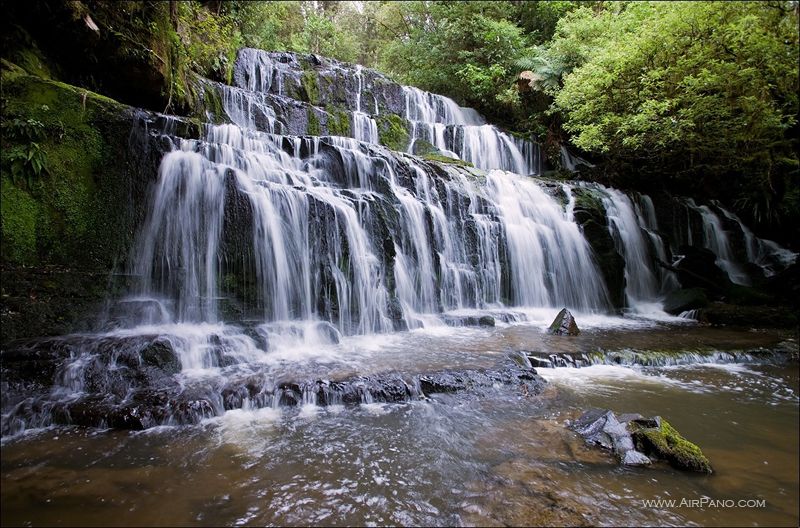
[{"left": 1, "top": 62, "right": 159, "bottom": 343}]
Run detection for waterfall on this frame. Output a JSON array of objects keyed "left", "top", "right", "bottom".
[
  {"left": 402, "top": 85, "right": 540, "bottom": 174},
  {"left": 230, "top": 49, "right": 541, "bottom": 174},
  {"left": 352, "top": 65, "right": 379, "bottom": 144},
  {"left": 715, "top": 204, "right": 797, "bottom": 278},
  {"left": 127, "top": 111, "right": 608, "bottom": 334},
  {"left": 601, "top": 188, "right": 662, "bottom": 310},
  {"left": 685, "top": 199, "right": 751, "bottom": 285},
  {"left": 633, "top": 193, "right": 680, "bottom": 292}
]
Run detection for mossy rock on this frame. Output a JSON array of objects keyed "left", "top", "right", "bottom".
[
  {"left": 1, "top": 66, "right": 139, "bottom": 268},
  {"left": 375, "top": 113, "right": 409, "bottom": 152},
  {"left": 325, "top": 105, "right": 351, "bottom": 137},
  {"left": 1, "top": 66, "right": 160, "bottom": 343},
  {"left": 631, "top": 418, "right": 713, "bottom": 473},
  {"left": 422, "top": 153, "right": 473, "bottom": 168},
  {"left": 306, "top": 107, "right": 321, "bottom": 136}
]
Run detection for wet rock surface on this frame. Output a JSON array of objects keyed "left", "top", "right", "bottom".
[
  {"left": 548, "top": 308, "right": 580, "bottom": 336},
  {"left": 569, "top": 409, "right": 713, "bottom": 472},
  {"left": 0, "top": 334, "right": 546, "bottom": 433}
]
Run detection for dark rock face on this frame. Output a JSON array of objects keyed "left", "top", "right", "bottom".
[
  {"left": 548, "top": 308, "right": 580, "bottom": 336},
  {"left": 662, "top": 288, "right": 709, "bottom": 315},
  {"left": 697, "top": 303, "right": 798, "bottom": 328},
  {"left": 572, "top": 187, "right": 626, "bottom": 310},
  {"left": 673, "top": 246, "right": 733, "bottom": 293}
]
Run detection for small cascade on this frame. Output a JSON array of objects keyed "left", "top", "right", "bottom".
[
  {"left": 715, "top": 204, "right": 797, "bottom": 277},
  {"left": 524, "top": 349, "right": 769, "bottom": 369},
  {"left": 633, "top": 193, "right": 680, "bottom": 292},
  {"left": 601, "top": 188, "right": 663, "bottom": 310},
  {"left": 487, "top": 174, "right": 609, "bottom": 310},
  {"left": 402, "top": 86, "right": 540, "bottom": 174},
  {"left": 686, "top": 199, "right": 751, "bottom": 285},
  {"left": 228, "top": 49, "right": 542, "bottom": 174},
  {"left": 352, "top": 65, "right": 379, "bottom": 143}
]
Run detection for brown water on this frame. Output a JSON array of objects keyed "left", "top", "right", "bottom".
[{"left": 2, "top": 319, "right": 798, "bottom": 526}]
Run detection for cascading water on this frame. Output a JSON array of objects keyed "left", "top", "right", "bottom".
[
  {"left": 715, "top": 204, "right": 797, "bottom": 278},
  {"left": 632, "top": 193, "right": 680, "bottom": 293},
  {"left": 230, "top": 48, "right": 541, "bottom": 175},
  {"left": 685, "top": 199, "right": 751, "bottom": 285},
  {"left": 402, "top": 86, "right": 540, "bottom": 174},
  {"left": 7, "top": 48, "right": 793, "bottom": 438},
  {"left": 352, "top": 65, "right": 379, "bottom": 144},
  {"left": 601, "top": 188, "right": 663, "bottom": 311}
]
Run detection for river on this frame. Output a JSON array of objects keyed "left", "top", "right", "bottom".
[{"left": 2, "top": 315, "right": 797, "bottom": 526}]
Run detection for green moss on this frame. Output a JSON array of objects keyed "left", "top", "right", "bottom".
[
  {"left": 422, "top": 153, "right": 474, "bottom": 168},
  {"left": 195, "top": 81, "right": 225, "bottom": 123},
  {"left": 307, "top": 107, "right": 321, "bottom": 136},
  {"left": 0, "top": 178, "right": 39, "bottom": 264},
  {"left": 301, "top": 70, "right": 319, "bottom": 104},
  {"left": 326, "top": 106, "right": 351, "bottom": 137},
  {"left": 376, "top": 113, "right": 409, "bottom": 151},
  {"left": 1, "top": 68, "right": 134, "bottom": 268},
  {"left": 632, "top": 418, "right": 713, "bottom": 473}
]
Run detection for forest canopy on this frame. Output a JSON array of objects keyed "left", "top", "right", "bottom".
[{"left": 2, "top": 0, "right": 798, "bottom": 234}]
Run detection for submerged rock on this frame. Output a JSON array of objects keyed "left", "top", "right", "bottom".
[
  {"left": 548, "top": 308, "right": 580, "bottom": 336},
  {"left": 569, "top": 409, "right": 712, "bottom": 472}
]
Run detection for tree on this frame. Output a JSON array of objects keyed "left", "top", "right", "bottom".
[{"left": 543, "top": 1, "right": 798, "bottom": 227}]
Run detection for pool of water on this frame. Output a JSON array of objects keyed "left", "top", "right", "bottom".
[{"left": 2, "top": 317, "right": 798, "bottom": 526}]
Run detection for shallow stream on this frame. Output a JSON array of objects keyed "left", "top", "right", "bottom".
[{"left": 2, "top": 315, "right": 798, "bottom": 526}]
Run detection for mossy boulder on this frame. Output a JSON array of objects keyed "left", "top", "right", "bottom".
[{"left": 631, "top": 417, "right": 713, "bottom": 473}]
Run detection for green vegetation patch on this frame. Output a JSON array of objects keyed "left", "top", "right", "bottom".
[
  {"left": 421, "top": 153, "right": 473, "bottom": 168},
  {"left": 325, "top": 106, "right": 351, "bottom": 137},
  {"left": 301, "top": 69, "right": 320, "bottom": 104},
  {"left": 1, "top": 65, "right": 134, "bottom": 268},
  {"left": 375, "top": 113, "right": 409, "bottom": 152},
  {"left": 306, "top": 107, "right": 321, "bottom": 136},
  {"left": 632, "top": 418, "right": 713, "bottom": 473}
]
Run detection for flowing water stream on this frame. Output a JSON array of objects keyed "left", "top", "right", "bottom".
[{"left": 2, "top": 318, "right": 797, "bottom": 526}]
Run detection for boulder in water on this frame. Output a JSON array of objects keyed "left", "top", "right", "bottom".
[
  {"left": 630, "top": 417, "right": 713, "bottom": 473},
  {"left": 548, "top": 308, "right": 580, "bottom": 336},
  {"left": 662, "top": 288, "right": 709, "bottom": 315},
  {"left": 570, "top": 410, "right": 711, "bottom": 472},
  {"left": 569, "top": 409, "right": 650, "bottom": 466}
]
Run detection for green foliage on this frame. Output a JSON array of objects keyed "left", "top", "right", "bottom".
[
  {"left": 290, "top": 11, "right": 358, "bottom": 62},
  {"left": 326, "top": 106, "right": 351, "bottom": 137},
  {"left": 378, "top": 1, "right": 526, "bottom": 120},
  {"left": 2, "top": 112, "right": 51, "bottom": 187},
  {"left": 301, "top": 69, "right": 319, "bottom": 104},
  {"left": 306, "top": 108, "right": 321, "bottom": 136},
  {"left": 541, "top": 1, "right": 799, "bottom": 227},
  {"left": 1, "top": 67, "right": 132, "bottom": 267},
  {"left": 422, "top": 153, "right": 473, "bottom": 168}
]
